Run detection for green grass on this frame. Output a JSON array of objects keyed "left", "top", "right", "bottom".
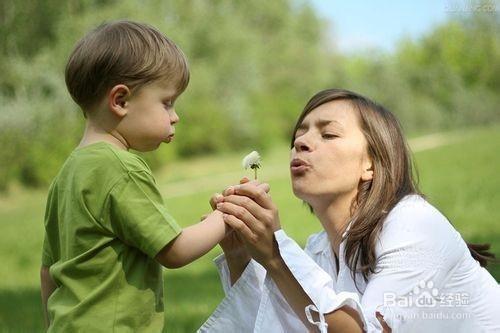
[{"left": 0, "top": 125, "right": 498, "bottom": 332}]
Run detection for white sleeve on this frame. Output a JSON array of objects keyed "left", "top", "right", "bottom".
[
  {"left": 360, "top": 198, "right": 465, "bottom": 332},
  {"left": 262, "top": 230, "right": 370, "bottom": 333},
  {"left": 198, "top": 254, "right": 266, "bottom": 332}
]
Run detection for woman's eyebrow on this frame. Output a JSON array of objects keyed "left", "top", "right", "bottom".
[
  {"left": 297, "top": 122, "right": 308, "bottom": 131},
  {"left": 315, "top": 119, "right": 343, "bottom": 128},
  {"left": 297, "top": 119, "right": 343, "bottom": 132}
]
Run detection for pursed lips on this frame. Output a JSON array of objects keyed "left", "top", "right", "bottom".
[
  {"left": 290, "top": 158, "right": 311, "bottom": 174},
  {"left": 165, "top": 133, "right": 175, "bottom": 142}
]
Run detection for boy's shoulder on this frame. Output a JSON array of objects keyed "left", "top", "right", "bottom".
[
  {"left": 74, "top": 141, "right": 150, "bottom": 171},
  {"left": 52, "top": 141, "right": 152, "bottom": 190}
]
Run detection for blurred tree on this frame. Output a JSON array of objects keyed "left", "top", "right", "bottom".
[{"left": 0, "top": 1, "right": 498, "bottom": 190}]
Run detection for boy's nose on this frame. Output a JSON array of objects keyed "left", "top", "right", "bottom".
[{"left": 170, "top": 110, "right": 179, "bottom": 124}]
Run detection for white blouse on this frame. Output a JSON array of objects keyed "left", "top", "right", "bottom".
[{"left": 198, "top": 194, "right": 500, "bottom": 332}]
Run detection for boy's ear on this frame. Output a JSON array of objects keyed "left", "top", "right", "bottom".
[{"left": 108, "top": 84, "right": 131, "bottom": 117}]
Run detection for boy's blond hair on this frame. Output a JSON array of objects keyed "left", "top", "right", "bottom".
[{"left": 65, "top": 20, "right": 189, "bottom": 116}]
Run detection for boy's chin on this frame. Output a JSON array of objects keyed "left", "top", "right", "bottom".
[{"left": 132, "top": 142, "right": 161, "bottom": 152}]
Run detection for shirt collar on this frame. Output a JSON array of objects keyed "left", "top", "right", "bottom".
[{"left": 307, "top": 220, "right": 354, "bottom": 254}]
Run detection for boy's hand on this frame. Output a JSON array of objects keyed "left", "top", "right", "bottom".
[
  {"left": 199, "top": 193, "right": 224, "bottom": 221},
  {"left": 198, "top": 178, "right": 246, "bottom": 221}
]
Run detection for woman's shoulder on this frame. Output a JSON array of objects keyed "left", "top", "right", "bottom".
[
  {"left": 304, "top": 230, "right": 330, "bottom": 255},
  {"left": 383, "top": 194, "right": 450, "bottom": 233},
  {"left": 377, "top": 194, "right": 462, "bottom": 254}
]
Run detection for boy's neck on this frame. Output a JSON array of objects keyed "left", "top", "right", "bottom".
[{"left": 78, "top": 120, "right": 130, "bottom": 151}]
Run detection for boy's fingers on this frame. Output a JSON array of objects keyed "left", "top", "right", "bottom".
[
  {"left": 209, "top": 193, "right": 223, "bottom": 210},
  {"left": 239, "top": 177, "right": 250, "bottom": 184},
  {"left": 222, "top": 214, "right": 256, "bottom": 243}
]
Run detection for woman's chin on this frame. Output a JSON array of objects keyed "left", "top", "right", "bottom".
[{"left": 292, "top": 182, "right": 313, "bottom": 200}]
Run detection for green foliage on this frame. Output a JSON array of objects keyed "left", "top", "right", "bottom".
[
  {"left": 0, "top": 1, "right": 499, "bottom": 190},
  {"left": 0, "top": 0, "right": 330, "bottom": 189}
]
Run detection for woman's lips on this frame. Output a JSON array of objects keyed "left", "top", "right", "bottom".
[{"left": 290, "top": 158, "right": 310, "bottom": 175}]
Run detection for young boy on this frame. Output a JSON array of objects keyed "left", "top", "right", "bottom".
[{"left": 40, "top": 20, "right": 229, "bottom": 332}]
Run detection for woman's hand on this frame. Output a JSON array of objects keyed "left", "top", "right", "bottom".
[
  {"left": 209, "top": 177, "right": 269, "bottom": 285},
  {"left": 216, "top": 178, "right": 271, "bottom": 256},
  {"left": 217, "top": 181, "right": 281, "bottom": 269},
  {"left": 210, "top": 177, "right": 250, "bottom": 256}
]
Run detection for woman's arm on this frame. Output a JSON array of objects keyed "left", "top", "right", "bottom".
[
  {"left": 199, "top": 184, "right": 268, "bottom": 332},
  {"left": 212, "top": 178, "right": 264, "bottom": 284},
  {"left": 40, "top": 265, "right": 57, "bottom": 328},
  {"left": 265, "top": 253, "right": 364, "bottom": 332},
  {"left": 217, "top": 183, "right": 365, "bottom": 332},
  {"left": 212, "top": 186, "right": 251, "bottom": 285},
  {"left": 219, "top": 231, "right": 251, "bottom": 285}
]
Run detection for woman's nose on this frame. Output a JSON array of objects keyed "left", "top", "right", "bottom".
[{"left": 293, "top": 135, "right": 311, "bottom": 152}]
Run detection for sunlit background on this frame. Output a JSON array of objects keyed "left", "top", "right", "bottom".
[{"left": 0, "top": 0, "right": 498, "bottom": 331}]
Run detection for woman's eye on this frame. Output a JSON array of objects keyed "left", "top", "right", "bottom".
[{"left": 322, "top": 133, "right": 337, "bottom": 139}]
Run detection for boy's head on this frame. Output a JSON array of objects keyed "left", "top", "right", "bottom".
[{"left": 65, "top": 20, "right": 189, "bottom": 151}]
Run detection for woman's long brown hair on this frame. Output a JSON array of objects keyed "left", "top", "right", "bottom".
[{"left": 290, "top": 88, "right": 496, "bottom": 290}]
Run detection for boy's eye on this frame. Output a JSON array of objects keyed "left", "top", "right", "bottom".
[{"left": 164, "top": 101, "right": 174, "bottom": 109}]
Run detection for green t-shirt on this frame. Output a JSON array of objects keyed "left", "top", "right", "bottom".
[{"left": 42, "top": 141, "right": 181, "bottom": 332}]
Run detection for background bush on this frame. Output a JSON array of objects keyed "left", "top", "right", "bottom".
[{"left": 0, "top": 0, "right": 499, "bottom": 190}]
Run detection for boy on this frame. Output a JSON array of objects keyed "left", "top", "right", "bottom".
[{"left": 40, "top": 20, "right": 229, "bottom": 332}]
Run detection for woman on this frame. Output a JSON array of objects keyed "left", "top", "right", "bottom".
[{"left": 199, "top": 89, "right": 500, "bottom": 332}]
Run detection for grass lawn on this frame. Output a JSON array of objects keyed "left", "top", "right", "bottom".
[{"left": 0, "top": 125, "right": 498, "bottom": 332}]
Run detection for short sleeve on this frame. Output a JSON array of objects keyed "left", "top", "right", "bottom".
[
  {"left": 42, "top": 182, "right": 57, "bottom": 267},
  {"left": 41, "top": 232, "right": 54, "bottom": 266},
  {"left": 106, "top": 171, "right": 182, "bottom": 258}
]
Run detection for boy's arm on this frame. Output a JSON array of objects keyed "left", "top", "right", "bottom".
[
  {"left": 40, "top": 265, "right": 57, "bottom": 328},
  {"left": 155, "top": 210, "right": 228, "bottom": 268}
]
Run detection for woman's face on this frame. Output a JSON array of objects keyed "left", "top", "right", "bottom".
[{"left": 290, "top": 100, "right": 373, "bottom": 206}]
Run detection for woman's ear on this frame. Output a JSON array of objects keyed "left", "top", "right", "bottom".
[
  {"left": 361, "top": 157, "right": 374, "bottom": 181},
  {"left": 108, "top": 84, "right": 130, "bottom": 118}
]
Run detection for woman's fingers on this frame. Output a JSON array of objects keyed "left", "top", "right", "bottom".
[
  {"left": 376, "top": 312, "right": 392, "bottom": 333},
  {"left": 223, "top": 179, "right": 270, "bottom": 197},
  {"left": 222, "top": 179, "right": 249, "bottom": 197},
  {"left": 222, "top": 194, "right": 269, "bottom": 222},
  {"left": 232, "top": 182, "right": 273, "bottom": 209},
  {"left": 222, "top": 214, "right": 256, "bottom": 243},
  {"left": 217, "top": 202, "right": 264, "bottom": 234}
]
